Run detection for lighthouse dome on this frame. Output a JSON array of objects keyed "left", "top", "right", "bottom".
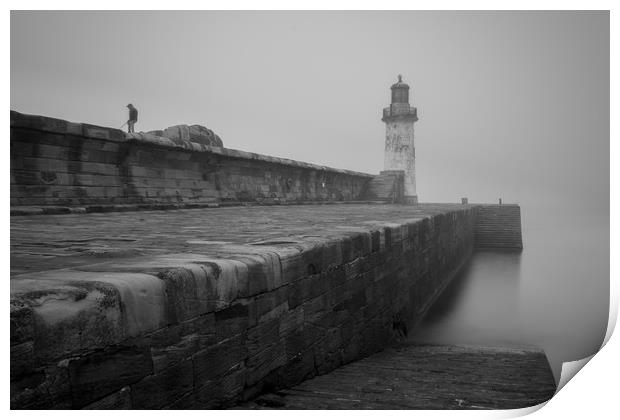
[
  {"left": 390, "top": 74, "right": 410, "bottom": 90},
  {"left": 390, "top": 74, "right": 410, "bottom": 104}
]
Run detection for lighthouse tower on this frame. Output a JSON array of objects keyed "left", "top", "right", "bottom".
[{"left": 382, "top": 75, "right": 419, "bottom": 205}]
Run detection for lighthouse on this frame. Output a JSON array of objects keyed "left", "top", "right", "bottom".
[{"left": 382, "top": 75, "right": 418, "bottom": 205}]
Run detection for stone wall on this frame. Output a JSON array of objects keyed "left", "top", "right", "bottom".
[
  {"left": 10, "top": 208, "right": 476, "bottom": 409},
  {"left": 474, "top": 205, "right": 523, "bottom": 249},
  {"left": 367, "top": 170, "right": 405, "bottom": 203},
  {"left": 10, "top": 111, "right": 373, "bottom": 210}
]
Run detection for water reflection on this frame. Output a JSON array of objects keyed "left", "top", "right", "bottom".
[
  {"left": 410, "top": 217, "right": 609, "bottom": 383},
  {"left": 412, "top": 251, "right": 524, "bottom": 348}
]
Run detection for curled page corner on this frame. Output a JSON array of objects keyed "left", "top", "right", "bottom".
[
  {"left": 556, "top": 355, "right": 595, "bottom": 393},
  {"left": 495, "top": 356, "right": 596, "bottom": 419},
  {"left": 552, "top": 308, "right": 615, "bottom": 396},
  {"left": 490, "top": 400, "right": 551, "bottom": 419},
  {"left": 552, "top": 271, "right": 618, "bottom": 396},
  {"left": 601, "top": 287, "right": 618, "bottom": 349}
]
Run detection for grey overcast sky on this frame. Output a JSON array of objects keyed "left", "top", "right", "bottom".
[{"left": 10, "top": 11, "right": 609, "bottom": 216}]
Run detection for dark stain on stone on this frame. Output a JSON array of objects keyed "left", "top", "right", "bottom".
[
  {"left": 254, "top": 395, "right": 286, "bottom": 408},
  {"left": 214, "top": 302, "right": 249, "bottom": 322},
  {"left": 198, "top": 261, "right": 221, "bottom": 279},
  {"left": 392, "top": 312, "right": 408, "bottom": 339},
  {"left": 17, "top": 288, "right": 88, "bottom": 303},
  {"left": 67, "top": 344, "right": 153, "bottom": 408},
  {"left": 251, "top": 240, "right": 298, "bottom": 246},
  {"left": 236, "top": 190, "right": 253, "bottom": 202},
  {"left": 214, "top": 173, "right": 221, "bottom": 191},
  {"left": 117, "top": 143, "right": 140, "bottom": 203},
  {"left": 65, "top": 135, "right": 85, "bottom": 203},
  {"left": 307, "top": 263, "right": 318, "bottom": 275},
  {"left": 40, "top": 171, "right": 57, "bottom": 184},
  {"left": 10, "top": 302, "right": 34, "bottom": 344},
  {"left": 75, "top": 187, "right": 88, "bottom": 198}
]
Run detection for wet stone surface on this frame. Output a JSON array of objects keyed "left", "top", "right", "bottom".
[
  {"left": 11, "top": 203, "right": 467, "bottom": 276},
  {"left": 11, "top": 202, "right": 482, "bottom": 409},
  {"left": 238, "top": 344, "right": 557, "bottom": 410}
]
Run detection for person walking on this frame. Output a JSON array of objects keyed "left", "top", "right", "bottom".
[{"left": 126, "top": 103, "right": 138, "bottom": 133}]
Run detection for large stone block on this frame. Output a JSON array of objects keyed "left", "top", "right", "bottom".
[
  {"left": 83, "top": 386, "right": 132, "bottom": 409},
  {"left": 192, "top": 333, "right": 247, "bottom": 386},
  {"left": 157, "top": 124, "right": 224, "bottom": 148},
  {"left": 67, "top": 343, "right": 152, "bottom": 407},
  {"left": 10, "top": 301, "right": 34, "bottom": 345},
  {"left": 214, "top": 301, "right": 252, "bottom": 339},
  {"left": 10, "top": 363, "right": 72, "bottom": 409},
  {"left": 245, "top": 342, "right": 287, "bottom": 386},
  {"left": 288, "top": 273, "right": 330, "bottom": 309},
  {"left": 187, "top": 369, "right": 245, "bottom": 409},
  {"left": 247, "top": 318, "right": 281, "bottom": 361},
  {"left": 81, "top": 124, "right": 125, "bottom": 142},
  {"left": 228, "top": 252, "right": 282, "bottom": 296},
  {"left": 189, "top": 125, "right": 224, "bottom": 147},
  {"left": 11, "top": 111, "right": 80, "bottom": 136},
  {"left": 11, "top": 341, "right": 34, "bottom": 380},
  {"left": 275, "top": 347, "right": 316, "bottom": 389},
  {"left": 251, "top": 286, "right": 289, "bottom": 323},
  {"left": 151, "top": 331, "right": 216, "bottom": 374},
  {"left": 131, "top": 358, "right": 194, "bottom": 409},
  {"left": 278, "top": 305, "right": 305, "bottom": 337},
  {"left": 314, "top": 333, "right": 343, "bottom": 375}
]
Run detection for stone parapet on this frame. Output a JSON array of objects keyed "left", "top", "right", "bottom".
[
  {"left": 125, "top": 130, "right": 371, "bottom": 178},
  {"left": 10, "top": 111, "right": 373, "bottom": 208}
]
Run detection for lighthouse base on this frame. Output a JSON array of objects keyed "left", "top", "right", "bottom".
[{"left": 404, "top": 195, "right": 419, "bottom": 206}]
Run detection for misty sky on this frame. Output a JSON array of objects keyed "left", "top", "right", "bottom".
[{"left": 10, "top": 11, "right": 609, "bottom": 216}]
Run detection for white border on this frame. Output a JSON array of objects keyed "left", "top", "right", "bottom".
[{"left": 4, "top": 2, "right": 616, "bottom": 419}]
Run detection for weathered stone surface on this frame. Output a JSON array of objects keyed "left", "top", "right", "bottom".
[
  {"left": 190, "top": 125, "right": 224, "bottom": 147},
  {"left": 239, "top": 344, "right": 557, "bottom": 410},
  {"left": 151, "top": 332, "right": 215, "bottom": 374},
  {"left": 10, "top": 270, "right": 167, "bottom": 363},
  {"left": 475, "top": 205, "right": 523, "bottom": 249},
  {"left": 190, "top": 369, "right": 246, "bottom": 409},
  {"left": 10, "top": 341, "right": 35, "bottom": 379},
  {"left": 215, "top": 301, "right": 252, "bottom": 339},
  {"left": 10, "top": 301, "right": 34, "bottom": 345},
  {"left": 193, "top": 333, "right": 248, "bottom": 386},
  {"left": 153, "top": 124, "right": 223, "bottom": 148},
  {"left": 11, "top": 204, "right": 479, "bottom": 409},
  {"left": 83, "top": 386, "right": 132, "bottom": 409},
  {"left": 131, "top": 358, "right": 194, "bottom": 409},
  {"left": 382, "top": 77, "right": 418, "bottom": 202},
  {"left": 10, "top": 363, "right": 72, "bottom": 409},
  {"left": 11, "top": 111, "right": 373, "bottom": 208},
  {"left": 367, "top": 170, "right": 405, "bottom": 203},
  {"left": 157, "top": 262, "right": 240, "bottom": 322},
  {"left": 67, "top": 343, "right": 153, "bottom": 407}
]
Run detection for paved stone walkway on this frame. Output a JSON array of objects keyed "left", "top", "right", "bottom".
[
  {"left": 11, "top": 203, "right": 466, "bottom": 276},
  {"left": 239, "top": 344, "right": 557, "bottom": 410}
]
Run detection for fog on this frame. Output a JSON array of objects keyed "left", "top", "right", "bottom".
[
  {"left": 11, "top": 11, "right": 608, "bottom": 216},
  {"left": 10, "top": 10, "right": 611, "bottom": 383}
]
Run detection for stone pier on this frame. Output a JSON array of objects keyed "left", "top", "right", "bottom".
[
  {"left": 10, "top": 111, "right": 530, "bottom": 410},
  {"left": 11, "top": 204, "right": 477, "bottom": 409},
  {"left": 239, "top": 344, "right": 556, "bottom": 409}
]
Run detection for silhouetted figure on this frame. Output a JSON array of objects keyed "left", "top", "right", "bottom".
[{"left": 126, "top": 104, "right": 138, "bottom": 133}]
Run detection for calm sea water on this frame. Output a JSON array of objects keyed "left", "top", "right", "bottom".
[{"left": 410, "top": 204, "right": 609, "bottom": 382}]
